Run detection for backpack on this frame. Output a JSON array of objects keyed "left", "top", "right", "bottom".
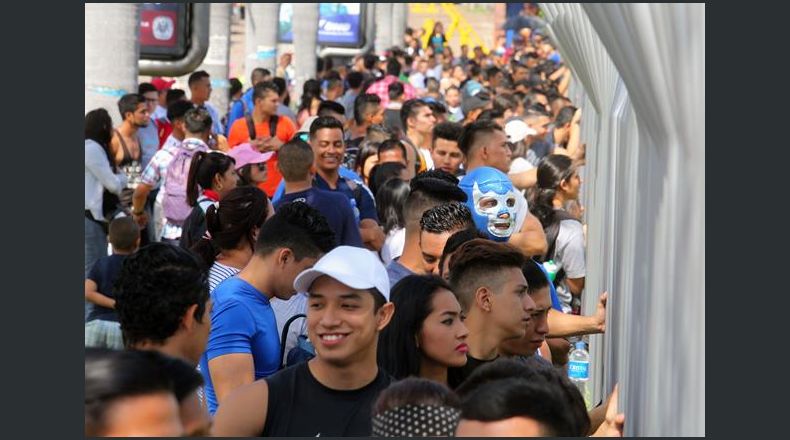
[
  {"left": 279, "top": 314, "right": 314, "bottom": 369},
  {"left": 245, "top": 114, "right": 279, "bottom": 142},
  {"left": 163, "top": 144, "right": 200, "bottom": 225},
  {"left": 538, "top": 209, "right": 582, "bottom": 284}
]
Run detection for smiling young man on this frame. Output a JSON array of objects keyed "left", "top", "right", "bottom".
[
  {"left": 446, "top": 239, "right": 535, "bottom": 389},
  {"left": 211, "top": 246, "right": 395, "bottom": 437},
  {"left": 308, "top": 116, "right": 385, "bottom": 251},
  {"left": 199, "top": 202, "right": 336, "bottom": 415}
]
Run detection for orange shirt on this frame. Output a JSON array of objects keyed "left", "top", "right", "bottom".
[{"left": 228, "top": 115, "right": 297, "bottom": 197}]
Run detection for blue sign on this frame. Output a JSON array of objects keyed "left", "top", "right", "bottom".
[{"left": 279, "top": 3, "right": 364, "bottom": 47}]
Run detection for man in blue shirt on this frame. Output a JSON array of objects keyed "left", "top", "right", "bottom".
[
  {"left": 274, "top": 138, "right": 363, "bottom": 248},
  {"left": 307, "top": 117, "right": 385, "bottom": 251},
  {"left": 200, "top": 202, "right": 336, "bottom": 415},
  {"left": 224, "top": 68, "right": 272, "bottom": 136}
]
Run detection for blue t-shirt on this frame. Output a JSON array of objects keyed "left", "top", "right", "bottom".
[
  {"left": 137, "top": 120, "right": 160, "bottom": 170},
  {"left": 386, "top": 258, "right": 415, "bottom": 289},
  {"left": 225, "top": 88, "right": 254, "bottom": 136},
  {"left": 199, "top": 277, "right": 280, "bottom": 415},
  {"left": 274, "top": 187, "right": 364, "bottom": 248},
  {"left": 86, "top": 254, "right": 127, "bottom": 322}
]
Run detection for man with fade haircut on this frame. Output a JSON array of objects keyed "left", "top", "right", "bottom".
[
  {"left": 419, "top": 202, "right": 475, "bottom": 275},
  {"left": 225, "top": 67, "right": 272, "bottom": 134},
  {"left": 188, "top": 70, "right": 224, "bottom": 135},
  {"left": 199, "top": 202, "right": 336, "bottom": 415},
  {"left": 401, "top": 99, "right": 437, "bottom": 176},
  {"left": 227, "top": 80, "right": 297, "bottom": 197},
  {"left": 211, "top": 246, "right": 396, "bottom": 437},
  {"left": 446, "top": 239, "right": 535, "bottom": 389},
  {"left": 346, "top": 93, "right": 385, "bottom": 164},
  {"left": 308, "top": 116, "right": 385, "bottom": 251},
  {"left": 114, "top": 243, "right": 212, "bottom": 367},
  {"left": 387, "top": 170, "right": 468, "bottom": 287},
  {"left": 430, "top": 121, "right": 465, "bottom": 176},
  {"left": 458, "top": 119, "right": 548, "bottom": 257},
  {"left": 275, "top": 138, "right": 363, "bottom": 248}
]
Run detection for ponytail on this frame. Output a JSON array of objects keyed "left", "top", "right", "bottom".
[
  {"left": 186, "top": 151, "right": 207, "bottom": 207},
  {"left": 190, "top": 204, "right": 221, "bottom": 269}
]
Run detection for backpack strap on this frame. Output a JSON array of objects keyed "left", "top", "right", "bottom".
[
  {"left": 279, "top": 313, "right": 306, "bottom": 369},
  {"left": 245, "top": 114, "right": 256, "bottom": 141},
  {"left": 541, "top": 209, "right": 581, "bottom": 263},
  {"left": 268, "top": 114, "right": 279, "bottom": 140}
]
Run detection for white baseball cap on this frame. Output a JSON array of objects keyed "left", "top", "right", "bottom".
[
  {"left": 504, "top": 118, "right": 537, "bottom": 143},
  {"left": 293, "top": 246, "right": 391, "bottom": 300}
]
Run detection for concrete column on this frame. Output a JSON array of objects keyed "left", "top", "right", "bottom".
[
  {"left": 374, "top": 3, "right": 393, "bottom": 54},
  {"left": 85, "top": 3, "right": 140, "bottom": 125},
  {"left": 199, "top": 3, "right": 232, "bottom": 120},
  {"left": 292, "top": 3, "right": 319, "bottom": 108},
  {"left": 391, "top": 4, "right": 407, "bottom": 48},
  {"left": 245, "top": 3, "right": 279, "bottom": 84}
]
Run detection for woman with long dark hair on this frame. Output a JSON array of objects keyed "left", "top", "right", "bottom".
[
  {"left": 190, "top": 186, "right": 272, "bottom": 291},
  {"left": 296, "top": 79, "right": 323, "bottom": 127},
  {"left": 375, "top": 177, "right": 410, "bottom": 265},
  {"left": 378, "top": 275, "right": 469, "bottom": 385},
  {"left": 178, "top": 151, "right": 238, "bottom": 250},
  {"left": 85, "top": 108, "right": 128, "bottom": 277},
  {"left": 529, "top": 154, "right": 585, "bottom": 313}
]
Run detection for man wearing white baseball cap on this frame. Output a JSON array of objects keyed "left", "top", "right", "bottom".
[{"left": 212, "top": 246, "right": 395, "bottom": 437}]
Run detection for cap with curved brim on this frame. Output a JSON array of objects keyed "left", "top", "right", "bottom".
[{"left": 292, "top": 246, "right": 390, "bottom": 300}]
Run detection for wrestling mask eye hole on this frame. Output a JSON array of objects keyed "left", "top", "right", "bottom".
[
  {"left": 506, "top": 198, "right": 516, "bottom": 208},
  {"left": 478, "top": 198, "right": 498, "bottom": 209}
]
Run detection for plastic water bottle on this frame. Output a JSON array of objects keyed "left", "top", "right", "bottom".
[
  {"left": 568, "top": 341, "right": 591, "bottom": 408},
  {"left": 543, "top": 260, "right": 559, "bottom": 282}
]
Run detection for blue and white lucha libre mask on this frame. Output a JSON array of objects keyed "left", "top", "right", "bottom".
[{"left": 459, "top": 167, "right": 519, "bottom": 242}]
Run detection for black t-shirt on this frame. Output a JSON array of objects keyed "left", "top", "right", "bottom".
[
  {"left": 263, "top": 362, "right": 393, "bottom": 437},
  {"left": 447, "top": 355, "right": 499, "bottom": 390},
  {"left": 86, "top": 254, "right": 127, "bottom": 322}
]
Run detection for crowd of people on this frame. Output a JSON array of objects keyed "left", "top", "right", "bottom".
[{"left": 84, "top": 4, "right": 625, "bottom": 437}]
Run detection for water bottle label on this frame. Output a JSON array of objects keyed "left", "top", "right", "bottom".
[{"left": 568, "top": 360, "right": 589, "bottom": 380}]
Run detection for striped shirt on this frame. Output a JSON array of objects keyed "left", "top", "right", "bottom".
[{"left": 208, "top": 262, "right": 241, "bottom": 293}]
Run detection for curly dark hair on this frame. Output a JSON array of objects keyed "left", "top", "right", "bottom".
[
  {"left": 420, "top": 202, "right": 473, "bottom": 234},
  {"left": 114, "top": 243, "right": 209, "bottom": 348},
  {"left": 255, "top": 201, "right": 337, "bottom": 259},
  {"left": 404, "top": 169, "right": 468, "bottom": 229}
]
